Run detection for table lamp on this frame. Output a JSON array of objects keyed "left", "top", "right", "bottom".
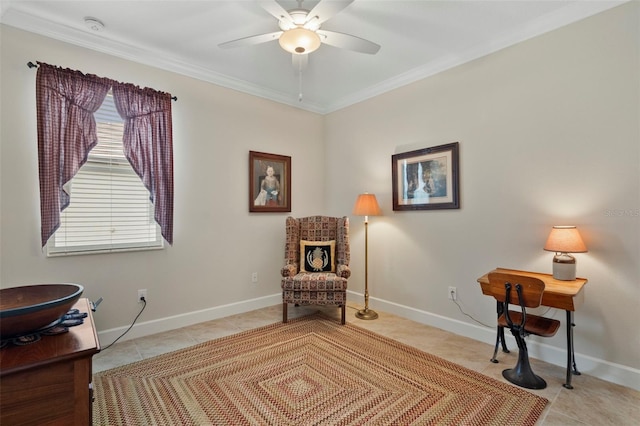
[
  {"left": 543, "top": 226, "right": 587, "bottom": 280},
  {"left": 353, "top": 193, "right": 382, "bottom": 320}
]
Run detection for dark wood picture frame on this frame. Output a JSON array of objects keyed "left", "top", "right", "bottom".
[
  {"left": 249, "top": 151, "right": 291, "bottom": 213},
  {"left": 391, "top": 142, "right": 460, "bottom": 211}
]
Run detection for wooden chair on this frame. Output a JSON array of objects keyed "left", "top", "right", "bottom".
[
  {"left": 487, "top": 272, "right": 561, "bottom": 389},
  {"left": 281, "top": 216, "right": 350, "bottom": 324}
]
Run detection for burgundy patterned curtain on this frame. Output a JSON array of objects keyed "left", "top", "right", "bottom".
[
  {"left": 112, "top": 83, "right": 174, "bottom": 245},
  {"left": 36, "top": 63, "right": 111, "bottom": 247}
]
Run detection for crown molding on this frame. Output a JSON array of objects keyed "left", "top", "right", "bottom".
[
  {"left": 324, "top": 0, "right": 629, "bottom": 113},
  {"left": 1, "top": 6, "right": 326, "bottom": 114},
  {"left": 3, "top": 1, "right": 627, "bottom": 115}
]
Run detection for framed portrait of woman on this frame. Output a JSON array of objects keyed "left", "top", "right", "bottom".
[{"left": 249, "top": 151, "right": 291, "bottom": 213}]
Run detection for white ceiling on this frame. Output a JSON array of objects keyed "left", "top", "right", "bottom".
[{"left": 0, "top": 0, "right": 626, "bottom": 114}]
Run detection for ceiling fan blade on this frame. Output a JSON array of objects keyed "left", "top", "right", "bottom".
[
  {"left": 306, "top": 0, "right": 354, "bottom": 25},
  {"left": 316, "top": 30, "right": 380, "bottom": 54},
  {"left": 258, "top": 0, "right": 294, "bottom": 27},
  {"left": 218, "top": 31, "right": 283, "bottom": 49},
  {"left": 292, "top": 53, "right": 308, "bottom": 71}
]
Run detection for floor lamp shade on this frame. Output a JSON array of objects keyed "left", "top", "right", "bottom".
[
  {"left": 353, "top": 193, "right": 382, "bottom": 217},
  {"left": 353, "top": 193, "right": 381, "bottom": 320},
  {"left": 544, "top": 226, "right": 587, "bottom": 280}
]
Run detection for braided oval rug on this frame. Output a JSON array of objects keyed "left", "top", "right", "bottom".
[{"left": 93, "top": 314, "right": 547, "bottom": 425}]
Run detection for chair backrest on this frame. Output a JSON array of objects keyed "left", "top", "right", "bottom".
[
  {"left": 487, "top": 272, "right": 545, "bottom": 309},
  {"left": 284, "top": 216, "right": 350, "bottom": 268}
]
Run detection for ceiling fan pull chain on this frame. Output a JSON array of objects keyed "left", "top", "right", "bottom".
[{"left": 298, "top": 61, "right": 303, "bottom": 102}]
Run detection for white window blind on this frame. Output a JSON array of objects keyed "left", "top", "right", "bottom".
[{"left": 47, "top": 92, "right": 163, "bottom": 256}]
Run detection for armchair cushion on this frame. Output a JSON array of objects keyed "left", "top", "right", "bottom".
[{"left": 300, "top": 240, "right": 335, "bottom": 272}]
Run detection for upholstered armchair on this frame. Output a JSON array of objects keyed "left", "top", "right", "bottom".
[{"left": 281, "top": 216, "right": 350, "bottom": 324}]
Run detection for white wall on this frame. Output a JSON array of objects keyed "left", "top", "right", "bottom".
[
  {"left": 1, "top": 3, "right": 638, "bottom": 390},
  {"left": 326, "top": 2, "right": 639, "bottom": 385},
  {"left": 0, "top": 25, "right": 325, "bottom": 332}
]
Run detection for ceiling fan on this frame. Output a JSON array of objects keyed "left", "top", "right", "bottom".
[{"left": 219, "top": 0, "right": 380, "bottom": 65}]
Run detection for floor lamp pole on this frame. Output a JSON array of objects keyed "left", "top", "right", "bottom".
[{"left": 356, "top": 216, "right": 378, "bottom": 320}]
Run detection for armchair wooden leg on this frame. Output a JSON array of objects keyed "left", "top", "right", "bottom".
[
  {"left": 283, "top": 302, "right": 288, "bottom": 323},
  {"left": 341, "top": 305, "right": 346, "bottom": 325}
]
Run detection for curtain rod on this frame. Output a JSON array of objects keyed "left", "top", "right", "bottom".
[{"left": 27, "top": 61, "right": 178, "bottom": 101}]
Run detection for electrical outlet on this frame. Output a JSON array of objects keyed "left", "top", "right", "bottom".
[
  {"left": 448, "top": 286, "right": 457, "bottom": 301},
  {"left": 138, "top": 289, "right": 147, "bottom": 303},
  {"left": 251, "top": 272, "right": 258, "bottom": 283}
]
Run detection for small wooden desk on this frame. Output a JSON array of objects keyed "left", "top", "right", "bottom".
[{"left": 477, "top": 267, "right": 588, "bottom": 389}]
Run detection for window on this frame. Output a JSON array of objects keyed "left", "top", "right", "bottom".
[{"left": 47, "top": 92, "right": 163, "bottom": 256}]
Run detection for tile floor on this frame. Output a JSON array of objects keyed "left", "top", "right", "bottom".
[{"left": 93, "top": 303, "right": 640, "bottom": 425}]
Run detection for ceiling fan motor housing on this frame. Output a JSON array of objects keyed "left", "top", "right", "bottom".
[{"left": 278, "top": 9, "right": 320, "bottom": 31}]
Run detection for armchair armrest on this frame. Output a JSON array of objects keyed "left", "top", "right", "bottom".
[
  {"left": 337, "top": 264, "right": 351, "bottom": 279},
  {"left": 281, "top": 263, "right": 298, "bottom": 277}
]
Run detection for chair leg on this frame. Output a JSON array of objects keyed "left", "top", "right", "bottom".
[
  {"left": 341, "top": 305, "right": 346, "bottom": 325},
  {"left": 502, "top": 330, "right": 547, "bottom": 389},
  {"left": 283, "top": 302, "right": 288, "bottom": 323}
]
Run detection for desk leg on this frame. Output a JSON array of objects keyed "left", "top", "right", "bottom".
[
  {"left": 499, "top": 326, "right": 509, "bottom": 352},
  {"left": 563, "top": 310, "right": 581, "bottom": 389},
  {"left": 490, "top": 301, "right": 510, "bottom": 363}
]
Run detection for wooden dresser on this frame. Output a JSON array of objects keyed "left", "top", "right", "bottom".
[{"left": 0, "top": 298, "right": 100, "bottom": 425}]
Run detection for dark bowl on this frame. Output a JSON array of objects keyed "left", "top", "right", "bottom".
[{"left": 0, "top": 283, "right": 84, "bottom": 338}]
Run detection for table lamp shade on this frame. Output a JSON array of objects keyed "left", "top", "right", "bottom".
[
  {"left": 543, "top": 226, "right": 587, "bottom": 280},
  {"left": 353, "top": 193, "right": 382, "bottom": 216},
  {"left": 543, "top": 226, "right": 587, "bottom": 253}
]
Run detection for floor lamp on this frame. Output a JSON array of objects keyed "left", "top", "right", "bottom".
[{"left": 353, "top": 193, "right": 382, "bottom": 320}]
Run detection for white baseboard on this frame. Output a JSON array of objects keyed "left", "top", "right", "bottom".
[
  {"left": 97, "top": 293, "right": 281, "bottom": 344},
  {"left": 98, "top": 291, "right": 639, "bottom": 391},
  {"left": 356, "top": 292, "right": 640, "bottom": 392}
]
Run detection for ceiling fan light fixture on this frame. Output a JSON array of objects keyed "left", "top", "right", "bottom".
[{"left": 279, "top": 27, "right": 321, "bottom": 54}]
